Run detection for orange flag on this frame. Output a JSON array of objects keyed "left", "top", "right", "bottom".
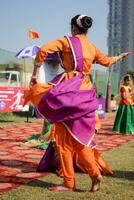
[{"left": 28, "top": 29, "right": 40, "bottom": 39}]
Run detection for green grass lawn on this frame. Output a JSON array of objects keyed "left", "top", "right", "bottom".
[
  {"left": 0, "top": 112, "right": 133, "bottom": 199},
  {"left": 0, "top": 112, "right": 116, "bottom": 128},
  {"left": 0, "top": 140, "right": 134, "bottom": 200},
  {"left": 0, "top": 112, "right": 36, "bottom": 128}
]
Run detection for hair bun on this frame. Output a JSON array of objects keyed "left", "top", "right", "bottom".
[
  {"left": 71, "top": 14, "right": 93, "bottom": 31},
  {"left": 81, "top": 16, "right": 93, "bottom": 29}
]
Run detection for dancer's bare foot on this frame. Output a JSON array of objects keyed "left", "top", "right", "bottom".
[
  {"left": 90, "top": 175, "right": 102, "bottom": 192},
  {"left": 48, "top": 185, "right": 74, "bottom": 191}
]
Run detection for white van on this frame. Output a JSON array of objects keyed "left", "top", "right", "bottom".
[{"left": 0, "top": 71, "right": 21, "bottom": 87}]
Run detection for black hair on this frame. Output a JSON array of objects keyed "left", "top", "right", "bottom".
[
  {"left": 71, "top": 14, "right": 93, "bottom": 33},
  {"left": 123, "top": 74, "right": 131, "bottom": 81}
]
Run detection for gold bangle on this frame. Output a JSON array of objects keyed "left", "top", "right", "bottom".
[
  {"left": 34, "top": 61, "right": 42, "bottom": 68},
  {"left": 31, "top": 76, "right": 37, "bottom": 79},
  {"left": 34, "top": 64, "right": 41, "bottom": 68}
]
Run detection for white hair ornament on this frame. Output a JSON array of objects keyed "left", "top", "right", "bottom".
[{"left": 76, "top": 15, "right": 87, "bottom": 28}]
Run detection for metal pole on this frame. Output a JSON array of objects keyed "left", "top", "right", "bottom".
[
  {"left": 95, "top": 70, "right": 99, "bottom": 95},
  {"left": 23, "top": 58, "right": 26, "bottom": 86},
  {"left": 105, "top": 69, "right": 112, "bottom": 112}
]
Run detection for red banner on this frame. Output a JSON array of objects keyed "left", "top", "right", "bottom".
[{"left": 0, "top": 87, "right": 29, "bottom": 112}]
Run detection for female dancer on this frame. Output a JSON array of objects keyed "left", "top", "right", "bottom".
[
  {"left": 113, "top": 74, "right": 134, "bottom": 134},
  {"left": 24, "top": 14, "right": 131, "bottom": 192}
]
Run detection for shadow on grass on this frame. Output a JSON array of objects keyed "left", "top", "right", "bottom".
[
  {"left": 0, "top": 119, "right": 32, "bottom": 123},
  {"left": 27, "top": 179, "right": 86, "bottom": 192},
  {"left": 113, "top": 170, "right": 134, "bottom": 181},
  {"left": 0, "top": 138, "right": 27, "bottom": 142},
  {"left": 0, "top": 120, "right": 14, "bottom": 123},
  {"left": 0, "top": 159, "right": 38, "bottom": 171}
]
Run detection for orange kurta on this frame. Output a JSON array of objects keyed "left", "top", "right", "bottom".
[
  {"left": 120, "top": 85, "right": 134, "bottom": 105},
  {"left": 28, "top": 34, "right": 119, "bottom": 189},
  {"left": 26, "top": 35, "right": 119, "bottom": 106},
  {"left": 35, "top": 34, "right": 118, "bottom": 73}
]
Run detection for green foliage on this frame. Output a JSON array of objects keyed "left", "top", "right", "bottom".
[
  {"left": 92, "top": 70, "right": 119, "bottom": 97},
  {"left": 115, "top": 48, "right": 121, "bottom": 56}
]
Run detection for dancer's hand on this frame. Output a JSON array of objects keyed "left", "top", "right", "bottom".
[{"left": 120, "top": 51, "right": 132, "bottom": 58}]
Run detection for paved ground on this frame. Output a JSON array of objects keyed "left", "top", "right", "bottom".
[{"left": 0, "top": 116, "right": 134, "bottom": 194}]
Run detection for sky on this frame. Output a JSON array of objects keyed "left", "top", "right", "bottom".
[{"left": 0, "top": 0, "right": 109, "bottom": 54}]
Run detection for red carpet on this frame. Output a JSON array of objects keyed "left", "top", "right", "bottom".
[
  {"left": 0, "top": 117, "right": 134, "bottom": 194},
  {"left": 95, "top": 118, "right": 134, "bottom": 151}
]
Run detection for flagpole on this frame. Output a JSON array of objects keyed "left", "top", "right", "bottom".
[
  {"left": 28, "top": 29, "right": 32, "bottom": 45},
  {"left": 27, "top": 29, "right": 40, "bottom": 78},
  {"left": 23, "top": 58, "right": 27, "bottom": 86}
]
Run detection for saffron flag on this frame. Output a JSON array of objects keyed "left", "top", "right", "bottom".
[{"left": 28, "top": 29, "right": 40, "bottom": 39}]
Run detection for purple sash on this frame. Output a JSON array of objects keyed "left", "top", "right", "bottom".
[
  {"left": 36, "top": 36, "right": 98, "bottom": 146},
  {"left": 37, "top": 74, "right": 97, "bottom": 123}
]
